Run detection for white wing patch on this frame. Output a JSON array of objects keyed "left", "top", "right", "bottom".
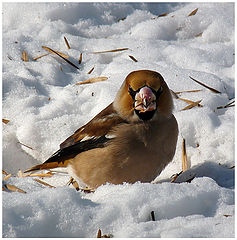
[
  {"left": 105, "top": 134, "right": 116, "bottom": 139},
  {"left": 80, "top": 135, "right": 95, "bottom": 142}
]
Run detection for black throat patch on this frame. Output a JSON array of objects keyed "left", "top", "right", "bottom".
[{"left": 135, "top": 109, "right": 156, "bottom": 121}]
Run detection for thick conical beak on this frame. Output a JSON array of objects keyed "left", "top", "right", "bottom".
[{"left": 134, "top": 86, "right": 156, "bottom": 112}]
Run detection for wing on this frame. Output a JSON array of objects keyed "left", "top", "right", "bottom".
[
  {"left": 24, "top": 103, "right": 127, "bottom": 173},
  {"left": 60, "top": 103, "right": 126, "bottom": 149}
]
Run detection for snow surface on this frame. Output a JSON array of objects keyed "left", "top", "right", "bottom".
[{"left": 2, "top": 2, "right": 235, "bottom": 238}]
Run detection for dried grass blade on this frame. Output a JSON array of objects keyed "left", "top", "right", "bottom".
[
  {"left": 75, "top": 77, "right": 108, "bottom": 85},
  {"left": 182, "top": 138, "right": 188, "bottom": 171},
  {"left": 33, "top": 178, "right": 56, "bottom": 188},
  {"left": 64, "top": 36, "right": 71, "bottom": 49},
  {"left": 79, "top": 53, "right": 82, "bottom": 64},
  {"left": 18, "top": 170, "right": 24, "bottom": 177},
  {"left": 175, "top": 89, "right": 201, "bottom": 94},
  {"left": 2, "top": 170, "right": 9, "bottom": 175},
  {"left": 42, "top": 46, "right": 79, "bottom": 70},
  {"left": 42, "top": 46, "right": 69, "bottom": 58},
  {"left": 22, "top": 50, "right": 29, "bottom": 62},
  {"left": 97, "top": 229, "right": 102, "bottom": 238},
  {"left": 151, "top": 211, "right": 156, "bottom": 221},
  {"left": 71, "top": 179, "right": 80, "bottom": 191},
  {"left": 217, "top": 100, "right": 235, "bottom": 109},
  {"left": 91, "top": 48, "right": 129, "bottom": 54},
  {"left": 4, "top": 184, "right": 27, "bottom": 194},
  {"left": 129, "top": 55, "right": 138, "bottom": 62},
  {"left": 171, "top": 90, "right": 179, "bottom": 99},
  {"left": 171, "top": 171, "right": 183, "bottom": 183},
  {"left": 188, "top": 8, "right": 198, "bottom": 16},
  {"left": 195, "top": 32, "right": 203, "bottom": 38},
  {"left": 18, "top": 141, "right": 34, "bottom": 150},
  {"left": 33, "top": 53, "right": 50, "bottom": 61},
  {"left": 3, "top": 174, "right": 12, "bottom": 181},
  {"left": 24, "top": 172, "right": 55, "bottom": 178},
  {"left": 178, "top": 97, "right": 203, "bottom": 107},
  {"left": 181, "top": 100, "right": 202, "bottom": 111},
  {"left": 189, "top": 76, "right": 221, "bottom": 94},
  {"left": 87, "top": 66, "right": 95, "bottom": 74},
  {"left": 2, "top": 118, "right": 10, "bottom": 124},
  {"left": 158, "top": 12, "right": 168, "bottom": 17}
]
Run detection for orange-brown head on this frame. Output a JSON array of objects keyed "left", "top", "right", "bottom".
[{"left": 114, "top": 70, "right": 173, "bottom": 122}]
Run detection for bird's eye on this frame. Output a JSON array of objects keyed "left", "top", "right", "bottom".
[
  {"left": 155, "top": 86, "right": 163, "bottom": 98},
  {"left": 128, "top": 86, "right": 137, "bottom": 99}
]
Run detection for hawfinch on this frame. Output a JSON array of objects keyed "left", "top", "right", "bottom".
[{"left": 25, "top": 70, "right": 178, "bottom": 189}]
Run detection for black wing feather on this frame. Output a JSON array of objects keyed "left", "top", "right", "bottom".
[{"left": 44, "top": 136, "right": 110, "bottom": 164}]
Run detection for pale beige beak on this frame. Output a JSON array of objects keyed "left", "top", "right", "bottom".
[{"left": 134, "top": 86, "right": 156, "bottom": 112}]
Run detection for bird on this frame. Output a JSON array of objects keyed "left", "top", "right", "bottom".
[{"left": 25, "top": 70, "right": 178, "bottom": 189}]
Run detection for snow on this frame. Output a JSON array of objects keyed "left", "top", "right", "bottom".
[{"left": 2, "top": 2, "right": 235, "bottom": 238}]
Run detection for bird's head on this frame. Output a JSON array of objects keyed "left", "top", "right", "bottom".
[{"left": 114, "top": 70, "right": 174, "bottom": 122}]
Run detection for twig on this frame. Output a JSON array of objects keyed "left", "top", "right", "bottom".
[
  {"left": 42, "top": 46, "right": 79, "bottom": 70},
  {"left": 33, "top": 178, "right": 56, "bottom": 188},
  {"left": 75, "top": 77, "right": 108, "bottom": 85},
  {"left": 189, "top": 76, "right": 221, "bottom": 94},
  {"left": 128, "top": 55, "right": 138, "bottom": 62},
  {"left": 181, "top": 100, "right": 202, "bottom": 111},
  {"left": 78, "top": 53, "right": 82, "bottom": 64},
  {"left": 64, "top": 36, "right": 71, "bottom": 49},
  {"left": 87, "top": 66, "right": 95, "bottom": 74},
  {"left": 151, "top": 211, "right": 156, "bottom": 221},
  {"left": 3, "top": 184, "right": 27, "bottom": 194},
  {"left": 91, "top": 48, "right": 129, "bottom": 54},
  {"left": 188, "top": 8, "right": 198, "bottom": 16},
  {"left": 182, "top": 138, "right": 188, "bottom": 171}
]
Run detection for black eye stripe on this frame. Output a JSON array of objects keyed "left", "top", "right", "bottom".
[
  {"left": 128, "top": 86, "right": 137, "bottom": 99},
  {"left": 128, "top": 85, "right": 163, "bottom": 100}
]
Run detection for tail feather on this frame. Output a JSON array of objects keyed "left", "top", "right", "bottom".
[{"left": 24, "top": 160, "right": 69, "bottom": 173}]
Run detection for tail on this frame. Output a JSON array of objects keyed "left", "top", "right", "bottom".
[
  {"left": 24, "top": 147, "right": 73, "bottom": 173},
  {"left": 24, "top": 161, "right": 68, "bottom": 173}
]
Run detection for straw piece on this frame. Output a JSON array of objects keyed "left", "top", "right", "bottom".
[
  {"left": 87, "top": 66, "right": 95, "bottom": 74},
  {"left": 195, "top": 32, "right": 203, "bottom": 38},
  {"left": 22, "top": 172, "right": 55, "bottom": 178},
  {"left": 2, "top": 118, "right": 10, "bottom": 124},
  {"left": 75, "top": 77, "right": 108, "bottom": 85},
  {"left": 42, "top": 46, "right": 80, "bottom": 70},
  {"left": 33, "top": 178, "right": 56, "bottom": 188},
  {"left": 64, "top": 36, "right": 71, "bottom": 49},
  {"left": 18, "top": 141, "right": 34, "bottom": 150},
  {"left": 182, "top": 138, "right": 188, "bottom": 171},
  {"left": 170, "top": 90, "right": 179, "bottom": 99},
  {"left": 178, "top": 97, "right": 203, "bottom": 107},
  {"left": 18, "top": 170, "right": 24, "bottom": 177},
  {"left": 97, "top": 229, "right": 102, "bottom": 238},
  {"left": 181, "top": 100, "right": 202, "bottom": 111},
  {"left": 42, "top": 46, "right": 69, "bottom": 58},
  {"left": 189, "top": 76, "right": 221, "bottom": 94},
  {"left": 33, "top": 53, "right": 50, "bottom": 61},
  {"left": 151, "top": 211, "right": 156, "bottom": 221},
  {"left": 91, "top": 48, "right": 129, "bottom": 54},
  {"left": 4, "top": 184, "right": 27, "bottom": 194},
  {"left": 2, "top": 170, "right": 9, "bottom": 175},
  {"left": 96, "top": 229, "right": 111, "bottom": 238},
  {"left": 3, "top": 174, "right": 12, "bottom": 181},
  {"left": 129, "top": 55, "right": 138, "bottom": 62},
  {"left": 22, "top": 50, "right": 29, "bottom": 62},
  {"left": 188, "top": 8, "right": 198, "bottom": 16},
  {"left": 79, "top": 53, "right": 82, "bottom": 64},
  {"left": 217, "top": 100, "right": 235, "bottom": 109},
  {"left": 158, "top": 13, "right": 168, "bottom": 17},
  {"left": 175, "top": 89, "right": 201, "bottom": 94}
]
